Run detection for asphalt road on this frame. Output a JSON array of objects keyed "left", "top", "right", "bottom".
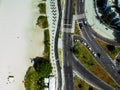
[
  {"left": 62, "top": 0, "right": 74, "bottom": 90},
  {"left": 54, "top": 0, "right": 62, "bottom": 90},
  {"left": 76, "top": 0, "right": 120, "bottom": 85},
  {"left": 64, "top": 0, "right": 73, "bottom": 28},
  {"left": 76, "top": 0, "right": 85, "bottom": 15},
  {"left": 62, "top": 33, "right": 74, "bottom": 90},
  {"left": 71, "top": 54, "right": 114, "bottom": 90},
  {"left": 82, "top": 23, "right": 120, "bottom": 85}
]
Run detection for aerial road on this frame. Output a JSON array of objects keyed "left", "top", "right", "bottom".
[
  {"left": 54, "top": 0, "right": 62, "bottom": 90},
  {"left": 71, "top": 54, "right": 114, "bottom": 90},
  {"left": 76, "top": 0, "right": 120, "bottom": 85},
  {"left": 61, "top": 0, "right": 115, "bottom": 89},
  {"left": 62, "top": 0, "right": 74, "bottom": 90}
]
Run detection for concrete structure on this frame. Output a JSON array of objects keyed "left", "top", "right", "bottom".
[
  {"left": 96, "top": 0, "right": 120, "bottom": 29},
  {"left": 44, "top": 78, "right": 49, "bottom": 90},
  {"left": 44, "top": 76, "right": 55, "bottom": 90},
  {"left": 46, "top": 0, "right": 62, "bottom": 90},
  {"left": 49, "top": 76, "right": 55, "bottom": 90}
]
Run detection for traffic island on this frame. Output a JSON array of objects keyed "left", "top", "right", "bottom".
[{"left": 73, "top": 41, "right": 120, "bottom": 90}]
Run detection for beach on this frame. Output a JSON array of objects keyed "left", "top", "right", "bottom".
[{"left": 0, "top": 0, "right": 44, "bottom": 90}]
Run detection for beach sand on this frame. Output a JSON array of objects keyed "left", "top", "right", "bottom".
[{"left": 0, "top": 0, "right": 44, "bottom": 90}]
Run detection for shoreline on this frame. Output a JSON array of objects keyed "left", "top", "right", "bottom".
[{"left": 0, "top": 0, "right": 44, "bottom": 90}]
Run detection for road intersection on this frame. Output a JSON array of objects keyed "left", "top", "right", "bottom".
[{"left": 48, "top": 0, "right": 120, "bottom": 90}]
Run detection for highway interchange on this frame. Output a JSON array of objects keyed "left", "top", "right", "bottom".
[
  {"left": 76, "top": 0, "right": 120, "bottom": 85},
  {"left": 53, "top": 0, "right": 120, "bottom": 90}
]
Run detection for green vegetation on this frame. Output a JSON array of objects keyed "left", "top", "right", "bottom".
[
  {"left": 73, "top": 42, "right": 120, "bottom": 90},
  {"left": 61, "top": 0, "right": 64, "bottom": 9},
  {"left": 24, "top": 67, "right": 39, "bottom": 90},
  {"left": 33, "top": 57, "right": 52, "bottom": 77},
  {"left": 101, "top": 14, "right": 112, "bottom": 25},
  {"left": 37, "top": 16, "right": 48, "bottom": 28},
  {"left": 38, "top": 3, "right": 46, "bottom": 14},
  {"left": 43, "top": 29, "right": 50, "bottom": 60},
  {"left": 72, "top": 0, "right": 76, "bottom": 15},
  {"left": 24, "top": 57, "right": 52, "bottom": 90},
  {"left": 74, "top": 21, "right": 80, "bottom": 35},
  {"left": 58, "top": 48, "right": 62, "bottom": 66},
  {"left": 24, "top": 27, "right": 51, "bottom": 90},
  {"left": 74, "top": 76, "right": 96, "bottom": 90},
  {"left": 59, "top": 30, "right": 62, "bottom": 38},
  {"left": 96, "top": 38, "right": 120, "bottom": 59}
]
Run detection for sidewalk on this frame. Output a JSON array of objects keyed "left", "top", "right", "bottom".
[
  {"left": 85, "top": 0, "right": 115, "bottom": 40},
  {"left": 46, "top": 0, "right": 59, "bottom": 76}
]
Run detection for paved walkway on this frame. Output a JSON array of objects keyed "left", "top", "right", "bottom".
[
  {"left": 46, "top": 0, "right": 59, "bottom": 75},
  {"left": 46, "top": 0, "right": 60, "bottom": 89},
  {"left": 85, "top": 0, "right": 115, "bottom": 40}
]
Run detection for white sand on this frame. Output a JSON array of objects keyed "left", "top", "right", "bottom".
[{"left": 0, "top": 0, "right": 44, "bottom": 90}]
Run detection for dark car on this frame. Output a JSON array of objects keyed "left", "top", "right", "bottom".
[{"left": 79, "top": 23, "right": 83, "bottom": 29}]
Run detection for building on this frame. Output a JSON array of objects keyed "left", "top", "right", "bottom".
[
  {"left": 44, "top": 78, "right": 49, "bottom": 90},
  {"left": 108, "top": 12, "right": 116, "bottom": 20},
  {"left": 49, "top": 76, "right": 55, "bottom": 90},
  {"left": 44, "top": 76, "right": 55, "bottom": 90}
]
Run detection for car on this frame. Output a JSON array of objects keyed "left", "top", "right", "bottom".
[
  {"left": 93, "top": 53, "right": 97, "bottom": 57},
  {"left": 83, "top": 20, "right": 87, "bottom": 25},
  {"left": 112, "top": 66, "right": 115, "bottom": 69},
  {"left": 86, "top": 45, "right": 89, "bottom": 48},
  {"left": 83, "top": 42, "right": 87, "bottom": 46},
  {"left": 81, "top": 40, "right": 84, "bottom": 44},
  {"left": 88, "top": 47, "right": 92, "bottom": 51},
  {"left": 79, "top": 23, "right": 83, "bottom": 29},
  {"left": 97, "top": 53, "right": 101, "bottom": 58},
  {"left": 92, "top": 51, "right": 97, "bottom": 57}
]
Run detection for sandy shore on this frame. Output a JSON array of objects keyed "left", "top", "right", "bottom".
[{"left": 0, "top": 0, "right": 44, "bottom": 90}]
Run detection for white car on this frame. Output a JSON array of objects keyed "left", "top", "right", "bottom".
[
  {"left": 88, "top": 47, "right": 92, "bottom": 51},
  {"left": 92, "top": 51, "right": 97, "bottom": 57},
  {"left": 83, "top": 42, "right": 87, "bottom": 46},
  {"left": 93, "top": 53, "right": 97, "bottom": 57}
]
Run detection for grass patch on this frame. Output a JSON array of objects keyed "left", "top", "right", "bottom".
[
  {"left": 37, "top": 16, "right": 48, "bottom": 28},
  {"left": 96, "top": 38, "right": 120, "bottom": 59},
  {"left": 43, "top": 29, "right": 50, "bottom": 60},
  {"left": 58, "top": 48, "right": 62, "bottom": 66},
  {"left": 38, "top": 3, "right": 46, "bottom": 14},
  {"left": 24, "top": 57, "right": 52, "bottom": 90},
  {"left": 59, "top": 30, "right": 62, "bottom": 38},
  {"left": 61, "top": 0, "right": 64, "bottom": 9},
  {"left": 72, "top": 0, "right": 76, "bottom": 15},
  {"left": 74, "top": 76, "right": 97, "bottom": 90},
  {"left": 24, "top": 66, "right": 40, "bottom": 90},
  {"left": 73, "top": 42, "right": 120, "bottom": 90},
  {"left": 74, "top": 21, "right": 80, "bottom": 35}
]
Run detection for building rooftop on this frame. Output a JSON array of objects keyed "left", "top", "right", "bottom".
[{"left": 44, "top": 76, "right": 55, "bottom": 90}]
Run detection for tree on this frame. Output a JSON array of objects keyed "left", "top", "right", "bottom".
[
  {"left": 89, "top": 86, "right": 94, "bottom": 90},
  {"left": 33, "top": 57, "right": 52, "bottom": 77},
  {"left": 24, "top": 66, "right": 39, "bottom": 90},
  {"left": 78, "top": 84, "right": 82, "bottom": 88},
  {"left": 106, "top": 45, "right": 115, "bottom": 51}
]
